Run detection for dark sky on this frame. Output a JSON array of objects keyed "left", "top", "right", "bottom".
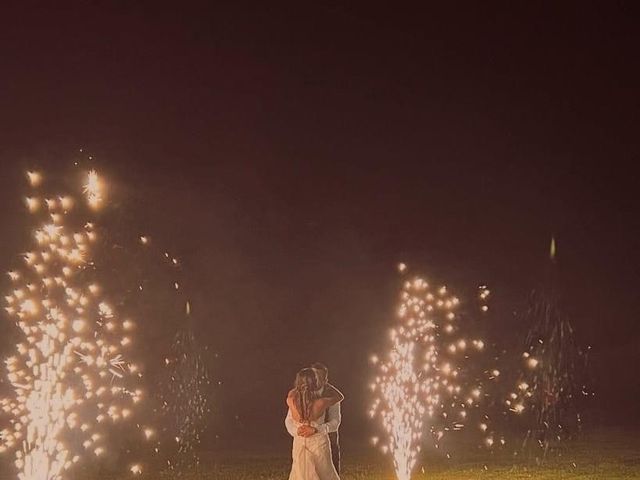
[{"left": 0, "top": 2, "right": 639, "bottom": 449}]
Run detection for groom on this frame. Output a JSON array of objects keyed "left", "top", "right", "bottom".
[{"left": 285, "top": 362, "right": 342, "bottom": 473}]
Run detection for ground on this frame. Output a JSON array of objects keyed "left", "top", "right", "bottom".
[
  {"left": 150, "top": 429, "right": 640, "bottom": 480},
  {"left": 1, "top": 429, "right": 638, "bottom": 479}
]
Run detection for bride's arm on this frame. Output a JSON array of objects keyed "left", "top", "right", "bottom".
[
  {"left": 286, "top": 389, "right": 303, "bottom": 422},
  {"left": 284, "top": 408, "right": 298, "bottom": 437}
]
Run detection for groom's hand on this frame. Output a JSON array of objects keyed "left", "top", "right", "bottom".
[{"left": 297, "top": 425, "right": 317, "bottom": 437}]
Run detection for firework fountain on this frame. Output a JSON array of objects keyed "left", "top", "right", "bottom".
[
  {"left": 0, "top": 169, "right": 149, "bottom": 479},
  {"left": 506, "top": 239, "right": 590, "bottom": 459},
  {"left": 159, "top": 301, "right": 211, "bottom": 474},
  {"left": 369, "top": 264, "right": 499, "bottom": 480}
]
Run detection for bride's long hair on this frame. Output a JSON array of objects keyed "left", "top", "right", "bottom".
[{"left": 293, "top": 368, "right": 319, "bottom": 422}]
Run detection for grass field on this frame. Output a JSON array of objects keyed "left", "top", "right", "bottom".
[
  {"left": 147, "top": 429, "right": 640, "bottom": 480},
  {"left": 2, "top": 429, "right": 638, "bottom": 479}
]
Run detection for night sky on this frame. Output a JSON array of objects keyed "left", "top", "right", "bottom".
[{"left": 1, "top": 3, "right": 639, "bottom": 451}]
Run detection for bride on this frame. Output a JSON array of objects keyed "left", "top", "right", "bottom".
[{"left": 287, "top": 368, "right": 344, "bottom": 480}]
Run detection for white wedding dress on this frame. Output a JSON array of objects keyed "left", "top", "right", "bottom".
[{"left": 288, "top": 419, "right": 340, "bottom": 480}]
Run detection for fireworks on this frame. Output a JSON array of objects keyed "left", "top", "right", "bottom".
[
  {"left": 0, "top": 170, "right": 147, "bottom": 479},
  {"left": 370, "top": 264, "right": 497, "bottom": 480},
  {"left": 159, "top": 306, "right": 211, "bottom": 473},
  {"left": 369, "top": 319, "right": 424, "bottom": 480},
  {"left": 504, "top": 239, "right": 590, "bottom": 459},
  {"left": 505, "top": 288, "right": 590, "bottom": 458}
]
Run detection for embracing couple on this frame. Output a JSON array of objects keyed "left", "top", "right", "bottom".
[{"left": 285, "top": 362, "right": 344, "bottom": 480}]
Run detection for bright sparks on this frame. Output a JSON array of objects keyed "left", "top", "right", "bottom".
[
  {"left": 83, "top": 170, "right": 103, "bottom": 209},
  {"left": 370, "top": 265, "right": 497, "bottom": 480},
  {"left": 0, "top": 170, "right": 145, "bottom": 480}
]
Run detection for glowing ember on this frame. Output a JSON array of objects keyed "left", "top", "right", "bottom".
[
  {"left": 26, "top": 171, "right": 42, "bottom": 187},
  {"left": 83, "top": 170, "right": 103, "bottom": 209}
]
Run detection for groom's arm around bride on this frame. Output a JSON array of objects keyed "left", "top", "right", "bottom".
[
  {"left": 284, "top": 387, "right": 342, "bottom": 437},
  {"left": 284, "top": 362, "right": 343, "bottom": 473}
]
